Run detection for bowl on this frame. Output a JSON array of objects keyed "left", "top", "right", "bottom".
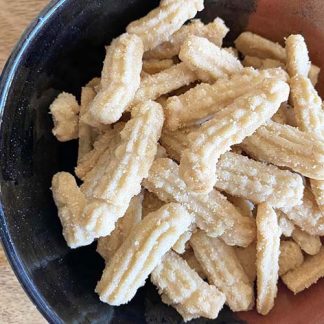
[{"left": 1, "top": 0, "right": 324, "bottom": 323}]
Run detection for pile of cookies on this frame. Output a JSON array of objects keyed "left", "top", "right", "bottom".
[{"left": 50, "top": 0, "right": 324, "bottom": 321}]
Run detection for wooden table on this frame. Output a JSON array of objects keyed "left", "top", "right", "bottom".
[{"left": 0, "top": 1, "right": 48, "bottom": 322}]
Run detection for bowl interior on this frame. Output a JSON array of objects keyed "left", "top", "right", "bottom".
[{"left": 1, "top": 0, "right": 324, "bottom": 323}]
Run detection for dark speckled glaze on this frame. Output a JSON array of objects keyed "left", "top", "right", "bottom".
[
  {"left": 0, "top": 1, "right": 252, "bottom": 322},
  {"left": 1, "top": 0, "right": 324, "bottom": 323}
]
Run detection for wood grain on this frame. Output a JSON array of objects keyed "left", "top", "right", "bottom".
[
  {"left": 0, "top": 1, "right": 48, "bottom": 323},
  {"left": 0, "top": 0, "right": 48, "bottom": 70}
]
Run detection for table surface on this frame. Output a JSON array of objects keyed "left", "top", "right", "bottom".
[{"left": 0, "top": 1, "right": 48, "bottom": 323}]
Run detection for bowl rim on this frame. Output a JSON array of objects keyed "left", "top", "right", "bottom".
[{"left": 0, "top": 1, "right": 67, "bottom": 323}]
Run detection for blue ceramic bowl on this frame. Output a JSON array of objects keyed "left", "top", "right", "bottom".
[{"left": 3, "top": 0, "right": 322, "bottom": 323}]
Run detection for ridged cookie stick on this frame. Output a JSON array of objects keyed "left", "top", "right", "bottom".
[
  {"left": 53, "top": 129, "right": 123, "bottom": 248},
  {"left": 97, "top": 193, "right": 143, "bottom": 262},
  {"left": 237, "top": 32, "right": 319, "bottom": 84},
  {"left": 277, "top": 211, "right": 295, "bottom": 237},
  {"left": 243, "top": 56, "right": 319, "bottom": 86},
  {"left": 87, "top": 101, "right": 162, "bottom": 201},
  {"left": 281, "top": 188, "right": 324, "bottom": 236},
  {"left": 83, "top": 33, "right": 143, "bottom": 125},
  {"left": 235, "top": 31, "right": 286, "bottom": 62},
  {"left": 289, "top": 56, "right": 324, "bottom": 210},
  {"left": 310, "top": 179, "right": 324, "bottom": 214},
  {"left": 179, "top": 35, "right": 243, "bottom": 82},
  {"left": 281, "top": 247, "right": 324, "bottom": 294},
  {"left": 80, "top": 124, "right": 125, "bottom": 193},
  {"left": 243, "top": 56, "right": 284, "bottom": 69},
  {"left": 285, "top": 34, "right": 310, "bottom": 77},
  {"left": 160, "top": 127, "right": 193, "bottom": 161},
  {"left": 51, "top": 172, "right": 90, "bottom": 248},
  {"left": 179, "top": 79, "right": 289, "bottom": 193},
  {"left": 291, "top": 226, "right": 322, "bottom": 255},
  {"left": 126, "top": 0, "right": 204, "bottom": 51},
  {"left": 220, "top": 215, "right": 256, "bottom": 248},
  {"left": 241, "top": 121, "right": 324, "bottom": 180},
  {"left": 172, "top": 228, "right": 194, "bottom": 254},
  {"left": 290, "top": 75, "right": 324, "bottom": 212},
  {"left": 190, "top": 231, "right": 254, "bottom": 311},
  {"left": 164, "top": 67, "right": 288, "bottom": 130},
  {"left": 129, "top": 62, "right": 197, "bottom": 109},
  {"left": 151, "top": 251, "right": 225, "bottom": 321},
  {"left": 290, "top": 76, "right": 324, "bottom": 138},
  {"left": 75, "top": 125, "right": 121, "bottom": 180},
  {"left": 95, "top": 203, "right": 193, "bottom": 305},
  {"left": 49, "top": 92, "right": 80, "bottom": 142},
  {"left": 161, "top": 128, "right": 303, "bottom": 209},
  {"left": 78, "top": 85, "right": 97, "bottom": 161},
  {"left": 182, "top": 249, "right": 206, "bottom": 279},
  {"left": 215, "top": 152, "right": 304, "bottom": 208},
  {"left": 279, "top": 240, "right": 304, "bottom": 276},
  {"left": 256, "top": 203, "right": 281, "bottom": 315},
  {"left": 162, "top": 128, "right": 303, "bottom": 208},
  {"left": 143, "top": 158, "right": 234, "bottom": 238},
  {"left": 144, "top": 17, "right": 228, "bottom": 59},
  {"left": 235, "top": 243, "right": 257, "bottom": 283},
  {"left": 81, "top": 101, "right": 163, "bottom": 239},
  {"left": 145, "top": 158, "right": 256, "bottom": 246}
]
